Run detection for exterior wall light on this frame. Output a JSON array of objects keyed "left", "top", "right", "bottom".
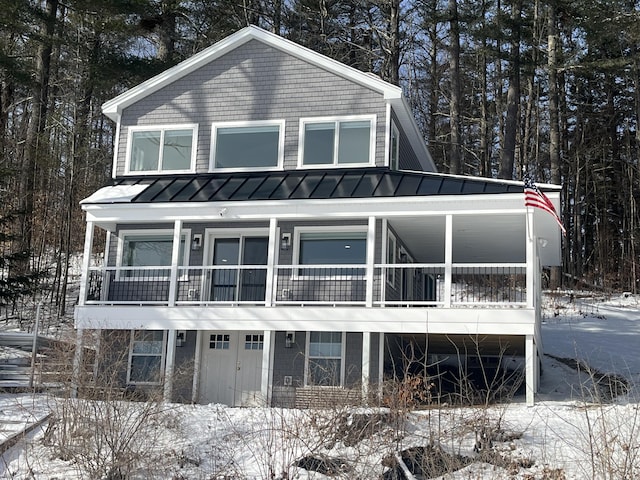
[{"left": 281, "top": 233, "right": 291, "bottom": 250}]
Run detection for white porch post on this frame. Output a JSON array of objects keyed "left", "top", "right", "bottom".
[
  {"left": 261, "top": 330, "right": 275, "bottom": 406},
  {"left": 164, "top": 220, "right": 182, "bottom": 402},
  {"left": 168, "top": 220, "right": 183, "bottom": 307},
  {"left": 73, "top": 221, "right": 94, "bottom": 397},
  {"left": 525, "top": 334, "right": 535, "bottom": 406},
  {"left": 526, "top": 209, "right": 535, "bottom": 308},
  {"left": 362, "top": 332, "right": 371, "bottom": 402},
  {"left": 444, "top": 214, "right": 453, "bottom": 308},
  {"left": 71, "top": 328, "right": 83, "bottom": 398},
  {"left": 77, "top": 221, "right": 94, "bottom": 307},
  {"left": 265, "top": 218, "right": 278, "bottom": 307},
  {"left": 164, "top": 330, "right": 176, "bottom": 402},
  {"left": 191, "top": 331, "right": 202, "bottom": 403},
  {"left": 366, "top": 216, "right": 376, "bottom": 307},
  {"left": 378, "top": 333, "right": 385, "bottom": 400}
]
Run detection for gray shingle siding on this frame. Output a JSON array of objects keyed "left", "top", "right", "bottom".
[
  {"left": 116, "top": 40, "right": 389, "bottom": 176},
  {"left": 391, "top": 108, "right": 423, "bottom": 171}
]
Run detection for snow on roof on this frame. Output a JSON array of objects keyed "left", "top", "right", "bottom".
[{"left": 80, "top": 184, "right": 149, "bottom": 204}]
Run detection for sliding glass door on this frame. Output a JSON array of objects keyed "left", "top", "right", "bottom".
[{"left": 210, "top": 236, "right": 268, "bottom": 302}]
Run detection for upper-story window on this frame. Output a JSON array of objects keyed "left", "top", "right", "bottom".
[
  {"left": 299, "top": 115, "right": 376, "bottom": 167},
  {"left": 210, "top": 120, "right": 285, "bottom": 171},
  {"left": 126, "top": 124, "right": 197, "bottom": 174}
]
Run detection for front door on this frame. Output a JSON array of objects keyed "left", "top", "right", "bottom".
[
  {"left": 209, "top": 236, "right": 268, "bottom": 303},
  {"left": 199, "top": 331, "right": 264, "bottom": 406}
]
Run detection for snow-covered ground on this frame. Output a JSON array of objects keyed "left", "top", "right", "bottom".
[{"left": 1, "top": 292, "right": 640, "bottom": 479}]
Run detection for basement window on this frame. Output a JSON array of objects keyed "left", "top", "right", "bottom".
[{"left": 128, "top": 330, "right": 166, "bottom": 385}]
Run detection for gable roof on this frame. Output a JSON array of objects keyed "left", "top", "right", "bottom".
[
  {"left": 81, "top": 168, "right": 556, "bottom": 205},
  {"left": 101, "top": 26, "right": 435, "bottom": 172}
]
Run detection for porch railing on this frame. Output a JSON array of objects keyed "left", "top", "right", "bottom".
[
  {"left": 83, "top": 263, "right": 528, "bottom": 308},
  {"left": 274, "top": 266, "right": 367, "bottom": 305}
]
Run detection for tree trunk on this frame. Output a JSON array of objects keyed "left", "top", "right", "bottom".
[
  {"left": 499, "top": 0, "right": 521, "bottom": 180},
  {"left": 385, "top": 0, "right": 401, "bottom": 85},
  {"left": 17, "top": 0, "right": 58, "bottom": 273},
  {"left": 447, "top": 0, "right": 462, "bottom": 174},
  {"left": 157, "top": 0, "right": 179, "bottom": 63},
  {"left": 547, "top": 0, "right": 562, "bottom": 288}
]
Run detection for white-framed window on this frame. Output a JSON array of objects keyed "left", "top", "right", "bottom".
[
  {"left": 306, "top": 331, "right": 345, "bottom": 386},
  {"left": 298, "top": 115, "right": 376, "bottom": 167},
  {"left": 210, "top": 120, "right": 285, "bottom": 171},
  {"left": 125, "top": 124, "right": 197, "bottom": 174},
  {"left": 128, "top": 330, "right": 166, "bottom": 385},
  {"left": 292, "top": 226, "right": 367, "bottom": 277},
  {"left": 117, "top": 229, "right": 190, "bottom": 279},
  {"left": 387, "top": 231, "right": 397, "bottom": 286},
  {"left": 390, "top": 121, "right": 400, "bottom": 170}
]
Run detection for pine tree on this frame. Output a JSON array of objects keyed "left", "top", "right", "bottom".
[{"left": 0, "top": 167, "right": 41, "bottom": 306}]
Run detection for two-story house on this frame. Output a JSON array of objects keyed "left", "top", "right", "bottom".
[{"left": 74, "top": 25, "right": 562, "bottom": 407}]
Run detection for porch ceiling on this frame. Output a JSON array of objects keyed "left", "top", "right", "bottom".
[
  {"left": 391, "top": 333, "right": 526, "bottom": 357},
  {"left": 390, "top": 209, "right": 561, "bottom": 266}
]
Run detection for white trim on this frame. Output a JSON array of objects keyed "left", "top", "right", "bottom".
[
  {"left": 127, "top": 329, "right": 167, "bottom": 385},
  {"left": 444, "top": 215, "right": 453, "bottom": 308},
  {"left": 168, "top": 220, "right": 183, "bottom": 307},
  {"left": 192, "top": 330, "right": 202, "bottom": 403},
  {"left": 164, "top": 329, "right": 176, "bottom": 401},
  {"left": 525, "top": 334, "right": 535, "bottom": 406},
  {"left": 76, "top": 305, "right": 537, "bottom": 334},
  {"left": 526, "top": 209, "right": 535, "bottom": 308},
  {"left": 297, "top": 115, "right": 376, "bottom": 168},
  {"left": 366, "top": 217, "right": 376, "bottom": 307},
  {"left": 85, "top": 192, "right": 555, "bottom": 219},
  {"left": 209, "top": 119, "right": 285, "bottom": 172},
  {"left": 124, "top": 124, "right": 198, "bottom": 175},
  {"left": 111, "top": 122, "right": 121, "bottom": 179},
  {"left": 78, "top": 222, "right": 94, "bottom": 306},
  {"left": 261, "top": 330, "right": 274, "bottom": 405},
  {"left": 384, "top": 103, "right": 391, "bottom": 167},
  {"left": 362, "top": 331, "right": 370, "bottom": 401},
  {"left": 265, "top": 220, "right": 278, "bottom": 307},
  {"left": 378, "top": 333, "right": 384, "bottom": 398}
]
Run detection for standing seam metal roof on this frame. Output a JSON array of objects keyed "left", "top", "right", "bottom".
[{"left": 107, "top": 168, "right": 531, "bottom": 204}]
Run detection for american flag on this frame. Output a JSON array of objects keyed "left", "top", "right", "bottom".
[{"left": 524, "top": 176, "right": 566, "bottom": 235}]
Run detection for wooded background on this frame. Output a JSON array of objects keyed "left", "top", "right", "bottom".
[{"left": 1, "top": 0, "right": 638, "bottom": 314}]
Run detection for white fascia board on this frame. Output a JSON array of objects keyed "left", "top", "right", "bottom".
[
  {"left": 102, "top": 25, "right": 402, "bottom": 122},
  {"left": 76, "top": 305, "right": 535, "bottom": 335},
  {"left": 81, "top": 193, "right": 533, "bottom": 224}
]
